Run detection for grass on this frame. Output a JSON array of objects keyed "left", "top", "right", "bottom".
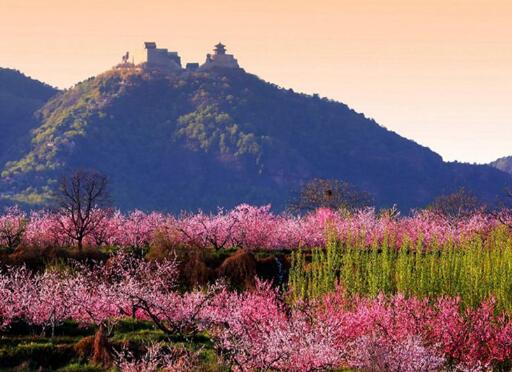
[
  {"left": 56, "top": 363, "right": 106, "bottom": 372},
  {"left": 0, "top": 319, "right": 223, "bottom": 371},
  {"left": 289, "top": 227, "right": 512, "bottom": 311}
]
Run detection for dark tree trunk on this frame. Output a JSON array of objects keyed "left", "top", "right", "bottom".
[{"left": 77, "top": 241, "right": 82, "bottom": 254}]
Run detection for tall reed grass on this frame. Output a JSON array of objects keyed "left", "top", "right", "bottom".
[{"left": 289, "top": 227, "right": 512, "bottom": 311}]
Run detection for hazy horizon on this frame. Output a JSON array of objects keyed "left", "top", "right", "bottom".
[{"left": 1, "top": 0, "right": 510, "bottom": 164}]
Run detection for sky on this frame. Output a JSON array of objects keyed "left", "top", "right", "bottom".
[{"left": 1, "top": 0, "right": 511, "bottom": 164}]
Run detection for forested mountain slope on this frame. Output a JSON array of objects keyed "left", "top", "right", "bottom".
[{"left": 1, "top": 67, "right": 509, "bottom": 212}]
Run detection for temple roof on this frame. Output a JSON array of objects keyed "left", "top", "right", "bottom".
[{"left": 214, "top": 43, "right": 227, "bottom": 54}]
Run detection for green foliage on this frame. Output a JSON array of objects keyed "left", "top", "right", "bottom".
[
  {"left": 57, "top": 363, "right": 105, "bottom": 372},
  {"left": 176, "top": 104, "right": 261, "bottom": 157},
  {"left": 0, "top": 318, "right": 225, "bottom": 371},
  {"left": 1, "top": 186, "right": 53, "bottom": 205},
  {"left": 289, "top": 227, "right": 512, "bottom": 312},
  {"left": 0, "top": 68, "right": 58, "bottom": 173},
  {"left": 0, "top": 341, "right": 75, "bottom": 370},
  {"left": 1, "top": 67, "right": 511, "bottom": 212}
]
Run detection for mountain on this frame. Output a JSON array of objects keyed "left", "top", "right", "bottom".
[
  {"left": 0, "top": 68, "right": 58, "bottom": 170},
  {"left": 490, "top": 156, "right": 512, "bottom": 175},
  {"left": 1, "top": 67, "right": 510, "bottom": 212}
]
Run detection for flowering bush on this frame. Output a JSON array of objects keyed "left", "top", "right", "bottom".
[
  {"left": 2, "top": 203, "right": 512, "bottom": 370},
  {"left": 1, "top": 204, "right": 509, "bottom": 251},
  {"left": 1, "top": 257, "right": 512, "bottom": 370}
]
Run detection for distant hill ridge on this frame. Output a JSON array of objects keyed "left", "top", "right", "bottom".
[
  {"left": 0, "top": 61, "right": 510, "bottom": 212},
  {"left": 0, "top": 68, "right": 56, "bottom": 97},
  {"left": 490, "top": 156, "right": 512, "bottom": 175},
  {"left": 0, "top": 68, "right": 58, "bottom": 175}
]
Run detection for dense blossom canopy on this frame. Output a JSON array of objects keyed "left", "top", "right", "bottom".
[
  {"left": 1, "top": 204, "right": 509, "bottom": 252},
  {"left": 1, "top": 254, "right": 512, "bottom": 370},
  {"left": 2, "top": 205, "right": 512, "bottom": 369}
]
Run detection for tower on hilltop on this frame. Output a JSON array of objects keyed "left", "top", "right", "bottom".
[
  {"left": 214, "top": 43, "right": 227, "bottom": 55},
  {"left": 200, "top": 42, "right": 240, "bottom": 70},
  {"left": 142, "top": 42, "right": 182, "bottom": 71}
]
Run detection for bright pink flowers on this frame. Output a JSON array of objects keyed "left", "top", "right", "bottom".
[
  {"left": 0, "top": 205, "right": 507, "bottom": 251},
  {"left": 2, "top": 204, "right": 511, "bottom": 370},
  {"left": 210, "top": 286, "right": 512, "bottom": 371},
  {"left": 1, "top": 254, "right": 512, "bottom": 370}
]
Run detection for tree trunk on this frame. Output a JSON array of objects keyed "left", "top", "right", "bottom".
[
  {"left": 92, "top": 323, "right": 112, "bottom": 367},
  {"left": 77, "top": 237, "right": 83, "bottom": 255}
]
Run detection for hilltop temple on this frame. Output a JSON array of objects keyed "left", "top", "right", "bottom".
[
  {"left": 143, "top": 42, "right": 182, "bottom": 70},
  {"left": 199, "top": 43, "right": 240, "bottom": 70},
  {"left": 133, "top": 42, "right": 240, "bottom": 72}
]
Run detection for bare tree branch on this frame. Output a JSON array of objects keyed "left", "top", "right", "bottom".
[
  {"left": 428, "top": 187, "right": 484, "bottom": 223},
  {"left": 288, "top": 179, "right": 374, "bottom": 214},
  {"left": 54, "top": 170, "right": 110, "bottom": 252}
]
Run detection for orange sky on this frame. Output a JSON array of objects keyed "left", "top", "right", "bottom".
[{"left": 1, "top": 0, "right": 511, "bottom": 164}]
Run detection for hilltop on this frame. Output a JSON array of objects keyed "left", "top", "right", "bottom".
[{"left": 0, "top": 63, "right": 510, "bottom": 211}]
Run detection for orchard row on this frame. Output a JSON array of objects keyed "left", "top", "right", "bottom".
[
  {"left": 1, "top": 205, "right": 511, "bottom": 251},
  {"left": 1, "top": 253, "right": 512, "bottom": 371}
]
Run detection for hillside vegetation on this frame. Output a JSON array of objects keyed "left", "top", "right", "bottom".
[
  {"left": 1, "top": 67, "right": 510, "bottom": 211},
  {"left": 0, "top": 68, "right": 58, "bottom": 171}
]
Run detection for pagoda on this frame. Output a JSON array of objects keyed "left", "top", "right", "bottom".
[
  {"left": 200, "top": 42, "right": 240, "bottom": 70},
  {"left": 214, "top": 43, "right": 227, "bottom": 55}
]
